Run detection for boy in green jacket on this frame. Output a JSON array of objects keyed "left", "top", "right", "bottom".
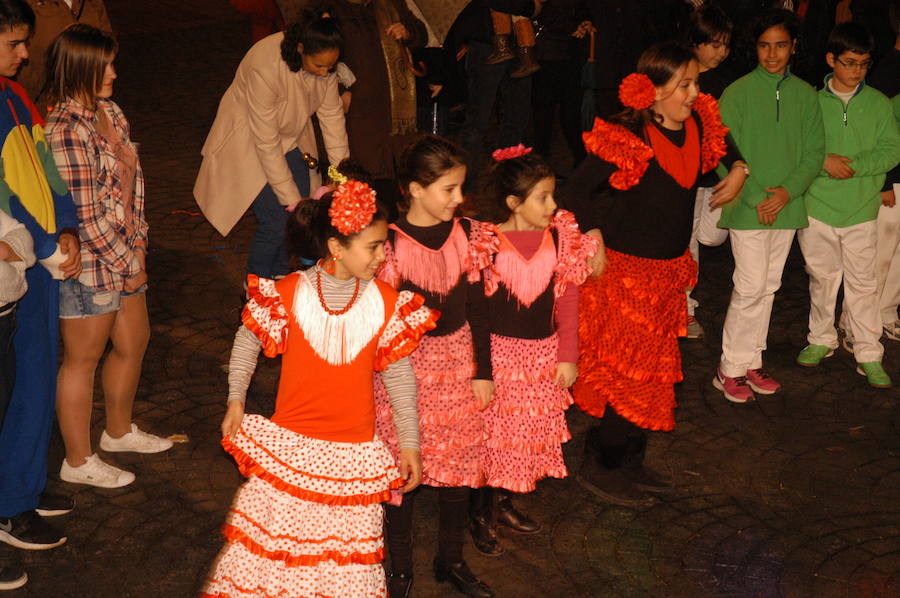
[
  {"left": 713, "top": 9, "right": 825, "bottom": 404},
  {"left": 795, "top": 23, "right": 899, "bottom": 388}
]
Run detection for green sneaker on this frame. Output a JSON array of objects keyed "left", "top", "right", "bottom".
[
  {"left": 796, "top": 344, "right": 834, "bottom": 367},
  {"left": 856, "top": 362, "right": 893, "bottom": 388}
]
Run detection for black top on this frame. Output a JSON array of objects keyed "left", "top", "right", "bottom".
[
  {"left": 561, "top": 118, "right": 740, "bottom": 259},
  {"left": 391, "top": 217, "right": 493, "bottom": 380},
  {"left": 695, "top": 68, "right": 737, "bottom": 187},
  {"left": 870, "top": 48, "right": 899, "bottom": 189}
]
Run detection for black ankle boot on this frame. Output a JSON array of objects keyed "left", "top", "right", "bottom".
[
  {"left": 621, "top": 435, "right": 673, "bottom": 493},
  {"left": 434, "top": 558, "right": 495, "bottom": 598},
  {"left": 496, "top": 491, "right": 541, "bottom": 534},
  {"left": 469, "top": 488, "right": 504, "bottom": 556},
  {"left": 386, "top": 571, "right": 413, "bottom": 598}
]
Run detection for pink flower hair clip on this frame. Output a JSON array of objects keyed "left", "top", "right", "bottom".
[{"left": 492, "top": 144, "right": 533, "bottom": 162}]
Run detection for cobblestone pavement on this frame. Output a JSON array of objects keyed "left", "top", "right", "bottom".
[{"left": 6, "top": 2, "right": 900, "bottom": 597}]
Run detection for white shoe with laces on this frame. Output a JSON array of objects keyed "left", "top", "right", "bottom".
[
  {"left": 59, "top": 454, "right": 135, "bottom": 488},
  {"left": 99, "top": 424, "right": 173, "bottom": 454}
]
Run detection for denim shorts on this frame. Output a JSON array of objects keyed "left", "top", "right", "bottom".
[{"left": 59, "top": 278, "right": 147, "bottom": 319}]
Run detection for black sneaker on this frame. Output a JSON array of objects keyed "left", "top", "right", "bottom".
[
  {"left": 0, "top": 565, "right": 27, "bottom": 591},
  {"left": 36, "top": 492, "right": 75, "bottom": 517},
  {"left": 0, "top": 511, "right": 67, "bottom": 550}
]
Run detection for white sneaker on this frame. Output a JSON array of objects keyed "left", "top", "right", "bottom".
[
  {"left": 839, "top": 327, "right": 855, "bottom": 354},
  {"left": 883, "top": 320, "right": 900, "bottom": 342},
  {"left": 59, "top": 454, "right": 135, "bottom": 488},
  {"left": 99, "top": 424, "right": 174, "bottom": 454}
]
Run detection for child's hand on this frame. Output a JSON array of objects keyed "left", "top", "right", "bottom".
[
  {"left": 555, "top": 362, "right": 578, "bottom": 388},
  {"left": 124, "top": 270, "right": 148, "bottom": 293},
  {"left": 824, "top": 154, "right": 855, "bottom": 179},
  {"left": 472, "top": 379, "right": 494, "bottom": 410},
  {"left": 709, "top": 165, "right": 748, "bottom": 208},
  {"left": 221, "top": 401, "right": 245, "bottom": 438},
  {"left": 398, "top": 448, "right": 423, "bottom": 493},
  {"left": 882, "top": 189, "right": 896, "bottom": 208},
  {"left": 386, "top": 22, "right": 409, "bottom": 41},
  {"left": 586, "top": 229, "right": 607, "bottom": 278},
  {"left": 58, "top": 232, "right": 82, "bottom": 279},
  {"left": 757, "top": 187, "right": 790, "bottom": 226}
]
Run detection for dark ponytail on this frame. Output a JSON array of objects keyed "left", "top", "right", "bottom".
[
  {"left": 281, "top": 9, "right": 343, "bottom": 72},
  {"left": 484, "top": 153, "right": 554, "bottom": 224},
  {"left": 286, "top": 194, "right": 389, "bottom": 266}
]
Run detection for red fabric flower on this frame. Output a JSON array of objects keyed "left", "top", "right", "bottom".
[
  {"left": 492, "top": 144, "right": 533, "bottom": 161},
  {"left": 618, "top": 73, "right": 656, "bottom": 110},
  {"left": 329, "top": 180, "right": 377, "bottom": 236},
  {"left": 582, "top": 118, "right": 654, "bottom": 190},
  {"left": 691, "top": 93, "right": 729, "bottom": 173}
]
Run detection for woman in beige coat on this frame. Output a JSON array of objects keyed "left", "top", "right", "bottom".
[{"left": 194, "top": 11, "right": 349, "bottom": 278}]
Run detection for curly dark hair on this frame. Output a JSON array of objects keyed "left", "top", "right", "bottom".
[
  {"left": 287, "top": 193, "right": 389, "bottom": 263},
  {"left": 281, "top": 9, "right": 343, "bottom": 73}
]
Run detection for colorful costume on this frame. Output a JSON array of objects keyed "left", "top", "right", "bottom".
[
  {"left": 0, "top": 78, "right": 77, "bottom": 518},
  {"left": 376, "top": 217, "right": 496, "bottom": 487},
  {"left": 202, "top": 271, "right": 436, "bottom": 598},
  {"left": 479, "top": 210, "right": 597, "bottom": 492},
  {"left": 563, "top": 93, "right": 732, "bottom": 431}
]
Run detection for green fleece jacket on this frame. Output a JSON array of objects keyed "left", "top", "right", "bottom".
[
  {"left": 804, "top": 77, "right": 900, "bottom": 227},
  {"left": 716, "top": 66, "right": 825, "bottom": 230}
]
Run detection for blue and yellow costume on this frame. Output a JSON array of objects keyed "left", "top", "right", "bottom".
[{"left": 0, "top": 77, "right": 77, "bottom": 518}]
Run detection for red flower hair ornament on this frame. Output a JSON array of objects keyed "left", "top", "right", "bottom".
[
  {"left": 329, "top": 180, "right": 377, "bottom": 236},
  {"left": 492, "top": 144, "right": 533, "bottom": 161},
  {"left": 618, "top": 73, "right": 656, "bottom": 110}
]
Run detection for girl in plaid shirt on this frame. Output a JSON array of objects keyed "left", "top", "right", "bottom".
[{"left": 45, "top": 24, "right": 172, "bottom": 489}]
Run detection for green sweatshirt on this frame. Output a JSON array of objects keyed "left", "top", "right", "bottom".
[
  {"left": 716, "top": 66, "right": 825, "bottom": 230},
  {"left": 803, "top": 77, "right": 900, "bottom": 227}
]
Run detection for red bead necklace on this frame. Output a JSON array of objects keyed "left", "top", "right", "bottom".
[{"left": 316, "top": 267, "right": 360, "bottom": 315}]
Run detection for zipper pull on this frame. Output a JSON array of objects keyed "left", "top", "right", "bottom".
[
  {"left": 776, "top": 89, "right": 780, "bottom": 101},
  {"left": 843, "top": 109, "right": 847, "bottom": 126}
]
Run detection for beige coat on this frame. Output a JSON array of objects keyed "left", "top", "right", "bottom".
[{"left": 193, "top": 32, "right": 349, "bottom": 236}]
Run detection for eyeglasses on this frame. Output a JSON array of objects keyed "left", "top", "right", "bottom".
[{"left": 835, "top": 57, "right": 872, "bottom": 70}]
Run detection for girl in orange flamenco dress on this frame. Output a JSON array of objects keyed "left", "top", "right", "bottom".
[
  {"left": 560, "top": 41, "right": 749, "bottom": 507},
  {"left": 201, "top": 178, "right": 438, "bottom": 598}
]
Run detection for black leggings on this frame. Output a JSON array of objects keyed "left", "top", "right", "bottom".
[
  {"left": 384, "top": 485, "right": 469, "bottom": 574},
  {"left": 585, "top": 405, "right": 647, "bottom": 469}
]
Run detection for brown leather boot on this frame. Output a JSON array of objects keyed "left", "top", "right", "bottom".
[
  {"left": 486, "top": 34, "right": 514, "bottom": 64},
  {"left": 511, "top": 46, "right": 540, "bottom": 78}
]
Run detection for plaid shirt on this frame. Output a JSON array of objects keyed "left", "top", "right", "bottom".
[{"left": 46, "top": 98, "right": 147, "bottom": 291}]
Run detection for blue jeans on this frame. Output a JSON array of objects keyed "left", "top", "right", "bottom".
[
  {"left": 247, "top": 148, "right": 310, "bottom": 278},
  {"left": 460, "top": 41, "right": 533, "bottom": 190}
]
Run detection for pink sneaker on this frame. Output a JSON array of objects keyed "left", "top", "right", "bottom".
[
  {"left": 745, "top": 369, "right": 781, "bottom": 394},
  {"left": 713, "top": 369, "right": 756, "bottom": 403}
]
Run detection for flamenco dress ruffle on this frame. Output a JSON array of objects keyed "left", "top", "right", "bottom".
[
  {"left": 573, "top": 248, "right": 696, "bottom": 432},
  {"left": 375, "top": 324, "right": 486, "bottom": 488},
  {"left": 201, "top": 414, "right": 403, "bottom": 598},
  {"left": 482, "top": 333, "right": 571, "bottom": 493}
]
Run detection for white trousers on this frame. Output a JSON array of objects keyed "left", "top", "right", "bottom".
[
  {"left": 798, "top": 217, "right": 883, "bottom": 363},
  {"left": 720, "top": 228, "right": 795, "bottom": 377},
  {"left": 686, "top": 186, "right": 730, "bottom": 316},
  {"left": 875, "top": 187, "right": 900, "bottom": 325}
]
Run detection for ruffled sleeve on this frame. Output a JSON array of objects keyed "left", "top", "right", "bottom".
[
  {"left": 692, "top": 93, "right": 729, "bottom": 174},
  {"left": 465, "top": 218, "right": 500, "bottom": 296},
  {"left": 583, "top": 117, "right": 654, "bottom": 190},
  {"left": 552, "top": 209, "right": 600, "bottom": 299},
  {"left": 375, "top": 289, "right": 440, "bottom": 371},
  {"left": 241, "top": 274, "right": 290, "bottom": 358}
]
